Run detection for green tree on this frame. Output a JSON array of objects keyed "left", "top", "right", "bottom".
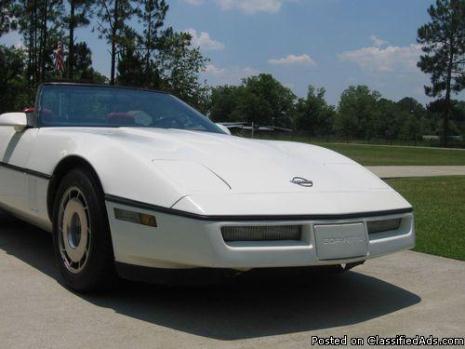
[
  {"left": 429, "top": 98, "right": 465, "bottom": 139},
  {"left": 399, "top": 115, "right": 423, "bottom": 144},
  {"left": 454, "top": 100, "right": 465, "bottom": 135},
  {"left": 375, "top": 98, "right": 403, "bottom": 141},
  {"left": 453, "top": 101, "right": 465, "bottom": 140},
  {"left": 157, "top": 28, "right": 209, "bottom": 109},
  {"left": 417, "top": 0, "right": 465, "bottom": 146},
  {"left": 138, "top": 0, "right": 168, "bottom": 88},
  {"left": 294, "top": 86, "right": 335, "bottom": 137},
  {"left": 396, "top": 97, "right": 432, "bottom": 143},
  {"left": 0, "top": 0, "right": 17, "bottom": 37},
  {"left": 116, "top": 28, "right": 145, "bottom": 86},
  {"left": 239, "top": 74, "right": 296, "bottom": 127},
  {"left": 454, "top": 100, "right": 465, "bottom": 122},
  {"left": 208, "top": 74, "right": 296, "bottom": 127},
  {"left": 0, "top": 45, "right": 29, "bottom": 113},
  {"left": 37, "top": 0, "right": 64, "bottom": 81},
  {"left": 63, "top": 0, "right": 93, "bottom": 79},
  {"left": 68, "top": 41, "right": 107, "bottom": 82},
  {"left": 16, "top": 0, "right": 64, "bottom": 85},
  {"left": 397, "top": 97, "right": 427, "bottom": 119},
  {"left": 96, "top": 0, "right": 137, "bottom": 84},
  {"left": 111, "top": 2, "right": 208, "bottom": 109},
  {"left": 209, "top": 85, "right": 243, "bottom": 122},
  {"left": 335, "top": 85, "right": 381, "bottom": 141}
]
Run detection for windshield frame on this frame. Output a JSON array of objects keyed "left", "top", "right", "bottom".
[{"left": 35, "top": 83, "right": 225, "bottom": 134}]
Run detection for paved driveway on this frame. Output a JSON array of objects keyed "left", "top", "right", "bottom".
[
  {"left": 367, "top": 166, "right": 465, "bottom": 178},
  {"left": 1, "top": 211, "right": 464, "bottom": 349}
]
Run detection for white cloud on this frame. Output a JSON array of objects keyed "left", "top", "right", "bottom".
[
  {"left": 284, "top": 82, "right": 295, "bottom": 90},
  {"left": 186, "top": 29, "right": 225, "bottom": 51},
  {"left": 14, "top": 41, "right": 25, "bottom": 50},
  {"left": 184, "top": 0, "right": 293, "bottom": 14},
  {"left": 268, "top": 54, "right": 316, "bottom": 66},
  {"left": 204, "top": 64, "right": 226, "bottom": 75},
  {"left": 339, "top": 43, "right": 422, "bottom": 73},
  {"left": 217, "top": 0, "right": 285, "bottom": 13},
  {"left": 370, "top": 35, "right": 388, "bottom": 48},
  {"left": 184, "top": 0, "right": 205, "bottom": 5},
  {"left": 203, "top": 64, "right": 259, "bottom": 85}
]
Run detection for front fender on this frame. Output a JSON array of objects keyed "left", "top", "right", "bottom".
[{"left": 28, "top": 129, "right": 186, "bottom": 211}]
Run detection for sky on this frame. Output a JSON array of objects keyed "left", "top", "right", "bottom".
[{"left": 2, "top": 0, "right": 465, "bottom": 106}]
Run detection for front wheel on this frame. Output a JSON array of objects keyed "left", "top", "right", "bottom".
[{"left": 52, "top": 168, "right": 116, "bottom": 292}]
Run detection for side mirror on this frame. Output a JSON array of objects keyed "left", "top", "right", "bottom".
[
  {"left": 0, "top": 113, "right": 28, "bottom": 132},
  {"left": 216, "top": 123, "right": 232, "bottom": 135}
]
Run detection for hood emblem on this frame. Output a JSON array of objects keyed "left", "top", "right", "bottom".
[{"left": 291, "top": 177, "right": 314, "bottom": 188}]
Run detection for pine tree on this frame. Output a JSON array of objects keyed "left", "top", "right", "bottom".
[
  {"left": 0, "top": 0, "right": 18, "bottom": 37},
  {"left": 157, "top": 28, "right": 209, "bottom": 108},
  {"left": 64, "top": 0, "right": 93, "bottom": 79},
  {"left": 16, "top": 0, "right": 63, "bottom": 85},
  {"left": 96, "top": 0, "right": 138, "bottom": 84},
  {"left": 138, "top": 0, "right": 168, "bottom": 87},
  {"left": 116, "top": 27, "right": 145, "bottom": 86},
  {"left": 417, "top": 0, "right": 465, "bottom": 146}
]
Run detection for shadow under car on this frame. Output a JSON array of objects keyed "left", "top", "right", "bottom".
[{"left": 0, "top": 210, "right": 421, "bottom": 340}]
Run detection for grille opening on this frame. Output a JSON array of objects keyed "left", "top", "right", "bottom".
[
  {"left": 221, "top": 225, "right": 303, "bottom": 242},
  {"left": 367, "top": 218, "right": 402, "bottom": 234}
]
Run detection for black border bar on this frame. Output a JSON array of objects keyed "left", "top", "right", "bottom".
[
  {"left": 0, "top": 161, "right": 51, "bottom": 180},
  {"left": 0, "top": 163, "right": 414, "bottom": 221},
  {"left": 105, "top": 194, "right": 413, "bottom": 222}
]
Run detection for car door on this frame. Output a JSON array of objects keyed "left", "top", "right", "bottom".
[{"left": 0, "top": 125, "right": 38, "bottom": 215}]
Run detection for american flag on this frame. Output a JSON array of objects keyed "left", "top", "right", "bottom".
[{"left": 54, "top": 41, "right": 64, "bottom": 74}]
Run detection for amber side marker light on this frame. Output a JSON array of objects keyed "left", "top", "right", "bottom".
[{"left": 114, "top": 208, "right": 157, "bottom": 227}]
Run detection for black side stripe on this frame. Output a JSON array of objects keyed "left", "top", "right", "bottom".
[
  {"left": 0, "top": 161, "right": 51, "bottom": 180},
  {"left": 105, "top": 194, "right": 413, "bottom": 222}
]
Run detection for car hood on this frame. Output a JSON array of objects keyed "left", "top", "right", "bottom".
[
  {"left": 93, "top": 127, "right": 389, "bottom": 195},
  {"left": 32, "top": 127, "right": 411, "bottom": 216}
]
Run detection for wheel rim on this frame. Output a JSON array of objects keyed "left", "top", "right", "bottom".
[{"left": 58, "top": 187, "right": 92, "bottom": 274}]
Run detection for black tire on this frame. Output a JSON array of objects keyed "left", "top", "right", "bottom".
[{"left": 52, "top": 168, "right": 117, "bottom": 293}]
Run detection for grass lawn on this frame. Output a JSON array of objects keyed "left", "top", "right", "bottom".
[
  {"left": 252, "top": 134, "right": 465, "bottom": 165},
  {"left": 317, "top": 143, "right": 465, "bottom": 166},
  {"left": 387, "top": 176, "right": 465, "bottom": 261}
]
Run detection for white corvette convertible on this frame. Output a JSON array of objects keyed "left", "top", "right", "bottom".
[{"left": 0, "top": 83, "right": 414, "bottom": 291}]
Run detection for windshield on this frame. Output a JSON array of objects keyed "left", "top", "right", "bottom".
[{"left": 38, "top": 84, "right": 223, "bottom": 134}]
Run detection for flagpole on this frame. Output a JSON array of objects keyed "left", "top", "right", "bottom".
[{"left": 54, "top": 41, "right": 65, "bottom": 80}]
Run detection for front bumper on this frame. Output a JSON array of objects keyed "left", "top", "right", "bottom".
[{"left": 105, "top": 199, "right": 415, "bottom": 270}]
